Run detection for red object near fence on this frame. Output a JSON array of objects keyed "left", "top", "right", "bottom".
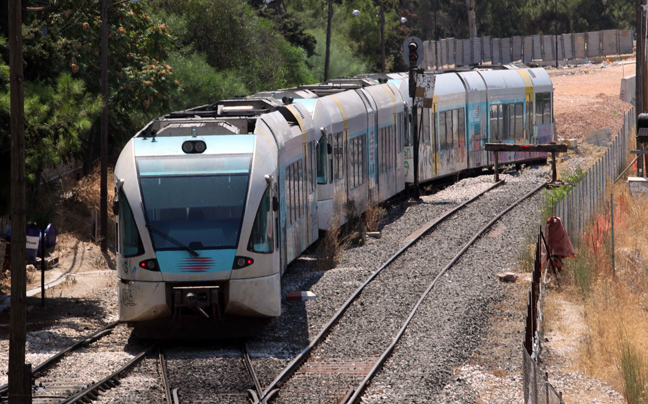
[{"left": 543, "top": 216, "right": 575, "bottom": 272}]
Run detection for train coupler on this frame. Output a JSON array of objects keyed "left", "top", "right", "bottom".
[{"left": 172, "top": 285, "right": 223, "bottom": 322}]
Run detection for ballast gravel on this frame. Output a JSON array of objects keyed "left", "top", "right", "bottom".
[{"left": 0, "top": 166, "right": 558, "bottom": 404}]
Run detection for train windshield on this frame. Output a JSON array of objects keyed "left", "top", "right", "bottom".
[{"left": 137, "top": 155, "right": 251, "bottom": 251}]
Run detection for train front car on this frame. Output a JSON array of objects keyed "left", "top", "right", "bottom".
[{"left": 114, "top": 99, "right": 290, "bottom": 331}]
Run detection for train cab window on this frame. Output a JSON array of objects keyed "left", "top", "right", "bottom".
[
  {"left": 118, "top": 190, "right": 144, "bottom": 257},
  {"left": 248, "top": 187, "right": 273, "bottom": 253},
  {"left": 317, "top": 137, "right": 327, "bottom": 184},
  {"left": 328, "top": 134, "right": 333, "bottom": 182}
]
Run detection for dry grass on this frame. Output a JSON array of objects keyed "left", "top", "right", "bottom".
[
  {"left": 364, "top": 199, "right": 386, "bottom": 233},
  {"left": 553, "top": 180, "right": 648, "bottom": 401}
]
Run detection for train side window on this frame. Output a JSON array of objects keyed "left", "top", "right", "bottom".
[
  {"left": 535, "top": 93, "right": 543, "bottom": 124},
  {"left": 361, "top": 136, "right": 366, "bottom": 183},
  {"left": 432, "top": 109, "right": 437, "bottom": 147},
  {"left": 543, "top": 93, "right": 552, "bottom": 125},
  {"left": 335, "top": 132, "right": 344, "bottom": 181},
  {"left": 405, "top": 112, "right": 411, "bottom": 147},
  {"left": 317, "top": 137, "right": 327, "bottom": 184},
  {"left": 490, "top": 105, "right": 498, "bottom": 141},
  {"left": 439, "top": 111, "right": 447, "bottom": 150},
  {"left": 248, "top": 187, "right": 273, "bottom": 253},
  {"left": 452, "top": 109, "right": 459, "bottom": 148},
  {"left": 328, "top": 134, "right": 333, "bottom": 182},
  {"left": 286, "top": 164, "right": 292, "bottom": 225},
  {"left": 458, "top": 108, "right": 465, "bottom": 147},
  {"left": 422, "top": 109, "right": 430, "bottom": 144},
  {"left": 526, "top": 101, "right": 534, "bottom": 139},
  {"left": 118, "top": 190, "right": 144, "bottom": 257},
  {"left": 515, "top": 102, "right": 524, "bottom": 140}
]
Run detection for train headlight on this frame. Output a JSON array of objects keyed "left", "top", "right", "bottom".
[
  {"left": 182, "top": 140, "right": 207, "bottom": 154},
  {"left": 193, "top": 141, "right": 207, "bottom": 153},
  {"left": 182, "top": 141, "right": 195, "bottom": 153},
  {"left": 233, "top": 256, "right": 254, "bottom": 269}
]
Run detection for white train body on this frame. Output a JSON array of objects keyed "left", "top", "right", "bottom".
[{"left": 114, "top": 66, "right": 553, "bottom": 325}]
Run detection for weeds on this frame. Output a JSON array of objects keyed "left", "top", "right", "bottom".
[
  {"left": 364, "top": 200, "right": 386, "bottom": 233},
  {"left": 541, "top": 168, "right": 586, "bottom": 220},
  {"left": 620, "top": 341, "right": 648, "bottom": 404},
  {"left": 316, "top": 208, "right": 343, "bottom": 271}
]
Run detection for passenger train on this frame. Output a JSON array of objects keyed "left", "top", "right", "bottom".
[{"left": 114, "top": 66, "right": 554, "bottom": 327}]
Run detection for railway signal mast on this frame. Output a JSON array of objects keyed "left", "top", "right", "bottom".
[{"left": 404, "top": 37, "right": 424, "bottom": 200}]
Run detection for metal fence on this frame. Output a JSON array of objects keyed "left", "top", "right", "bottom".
[
  {"left": 523, "top": 231, "right": 564, "bottom": 404},
  {"left": 551, "top": 109, "right": 635, "bottom": 245},
  {"left": 422, "top": 29, "right": 634, "bottom": 70}
]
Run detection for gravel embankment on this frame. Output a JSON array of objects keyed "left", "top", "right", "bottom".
[
  {"left": 1, "top": 167, "right": 550, "bottom": 404},
  {"left": 267, "top": 170, "right": 547, "bottom": 403}
]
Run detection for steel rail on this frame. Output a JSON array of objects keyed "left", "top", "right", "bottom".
[
  {"left": 60, "top": 342, "right": 158, "bottom": 404},
  {"left": 159, "top": 348, "right": 176, "bottom": 404},
  {"left": 0, "top": 321, "right": 120, "bottom": 398},
  {"left": 242, "top": 341, "right": 264, "bottom": 402},
  {"left": 343, "top": 181, "right": 548, "bottom": 404},
  {"left": 255, "top": 180, "right": 505, "bottom": 403}
]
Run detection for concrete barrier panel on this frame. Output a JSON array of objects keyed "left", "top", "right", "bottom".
[
  {"left": 620, "top": 75, "right": 636, "bottom": 106},
  {"left": 523, "top": 36, "right": 533, "bottom": 62},
  {"left": 574, "top": 33, "right": 586, "bottom": 59},
  {"left": 619, "top": 29, "right": 634, "bottom": 54},
  {"left": 512, "top": 36, "right": 523, "bottom": 61},
  {"left": 501, "top": 38, "right": 512, "bottom": 63},
  {"left": 602, "top": 29, "right": 618, "bottom": 56},
  {"left": 483, "top": 36, "right": 492, "bottom": 62},
  {"left": 562, "top": 33, "right": 573, "bottom": 60},
  {"left": 492, "top": 38, "right": 501, "bottom": 64},
  {"left": 587, "top": 31, "right": 601, "bottom": 58}
]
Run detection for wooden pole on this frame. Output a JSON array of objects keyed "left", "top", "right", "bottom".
[
  {"left": 100, "top": 0, "right": 109, "bottom": 252},
  {"left": 8, "top": 0, "right": 29, "bottom": 400},
  {"left": 551, "top": 151, "right": 557, "bottom": 182},
  {"left": 493, "top": 152, "right": 499, "bottom": 182},
  {"left": 324, "top": 0, "right": 333, "bottom": 82}
]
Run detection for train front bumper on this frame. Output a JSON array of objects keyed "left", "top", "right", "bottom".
[{"left": 118, "top": 271, "right": 281, "bottom": 322}]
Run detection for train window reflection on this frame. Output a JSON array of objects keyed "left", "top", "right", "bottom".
[
  {"left": 118, "top": 190, "right": 144, "bottom": 257},
  {"left": 248, "top": 187, "right": 273, "bottom": 253},
  {"left": 139, "top": 175, "right": 249, "bottom": 250}
]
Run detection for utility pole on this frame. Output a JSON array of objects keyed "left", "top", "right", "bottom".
[
  {"left": 324, "top": 0, "right": 333, "bottom": 82},
  {"left": 555, "top": 0, "right": 559, "bottom": 68},
  {"left": 100, "top": 0, "right": 109, "bottom": 252},
  {"left": 637, "top": 0, "right": 646, "bottom": 175},
  {"left": 8, "top": 0, "right": 29, "bottom": 401},
  {"left": 380, "top": 1, "right": 385, "bottom": 74}
]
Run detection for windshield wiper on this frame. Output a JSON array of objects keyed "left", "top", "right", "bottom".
[{"left": 145, "top": 224, "right": 199, "bottom": 257}]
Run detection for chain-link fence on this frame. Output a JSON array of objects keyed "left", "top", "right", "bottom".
[
  {"left": 551, "top": 109, "right": 635, "bottom": 246},
  {"left": 523, "top": 231, "right": 564, "bottom": 404}
]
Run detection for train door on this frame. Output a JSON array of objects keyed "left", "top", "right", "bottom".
[{"left": 357, "top": 89, "right": 378, "bottom": 202}]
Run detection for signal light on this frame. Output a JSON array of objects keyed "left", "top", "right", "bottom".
[
  {"left": 139, "top": 259, "right": 159, "bottom": 271},
  {"left": 408, "top": 41, "right": 419, "bottom": 67},
  {"left": 233, "top": 256, "right": 254, "bottom": 270}
]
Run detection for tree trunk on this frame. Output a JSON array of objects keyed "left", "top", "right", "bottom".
[{"left": 466, "top": 0, "right": 477, "bottom": 38}]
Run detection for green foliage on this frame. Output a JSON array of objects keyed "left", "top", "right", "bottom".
[
  {"left": 307, "top": 28, "right": 370, "bottom": 81},
  {"left": 0, "top": 74, "right": 102, "bottom": 184},
  {"left": 620, "top": 341, "right": 648, "bottom": 404},
  {"left": 542, "top": 168, "right": 586, "bottom": 220},
  {"left": 166, "top": 52, "right": 249, "bottom": 110},
  {"left": 148, "top": 0, "right": 315, "bottom": 95}
]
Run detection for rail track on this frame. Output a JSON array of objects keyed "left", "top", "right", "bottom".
[
  {"left": 160, "top": 339, "right": 264, "bottom": 403},
  {"left": 250, "top": 179, "right": 547, "bottom": 403},
  {"left": 0, "top": 322, "right": 156, "bottom": 404}
]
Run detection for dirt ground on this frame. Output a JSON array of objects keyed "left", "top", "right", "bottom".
[{"left": 0, "top": 60, "right": 637, "bottom": 402}]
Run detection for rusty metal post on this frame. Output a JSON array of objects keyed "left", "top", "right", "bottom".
[
  {"left": 611, "top": 193, "right": 616, "bottom": 278},
  {"left": 493, "top": 152, "right": 499, "bottom": 182},
  {"left": 551, "top": 151, "right": 557, "bottom": 182}
]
